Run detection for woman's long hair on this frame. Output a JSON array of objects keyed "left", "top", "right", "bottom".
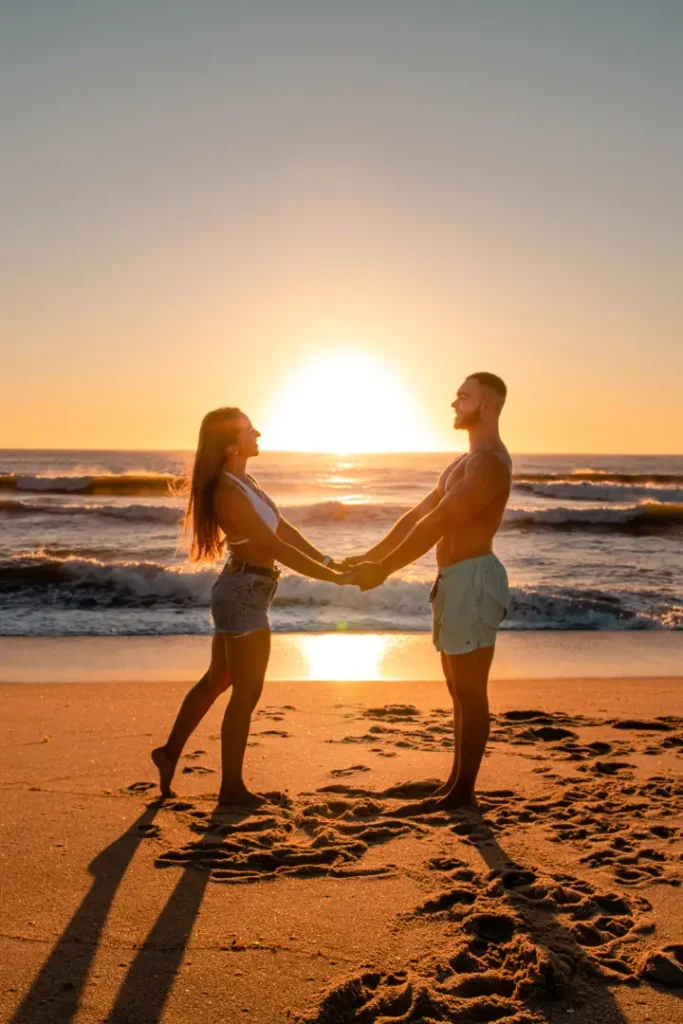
[{"left": 185, "top": 407, "right": 243, "bottom": 562}]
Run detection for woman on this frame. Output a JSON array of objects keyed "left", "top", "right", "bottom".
[{"left": 152, "top": 406, "right": 354, "bottom": 806}]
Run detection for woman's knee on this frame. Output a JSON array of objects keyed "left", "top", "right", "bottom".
[
  {"left": 205, "top": 668, "right": 231, "bottom": 696},
  {"left": 230, "top": 679, "right": 264, "bottom": 711}
]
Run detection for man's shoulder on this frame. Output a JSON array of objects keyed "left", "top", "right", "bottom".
[{"left": 465, "top": 447, "right": 511, "bottom": 479}]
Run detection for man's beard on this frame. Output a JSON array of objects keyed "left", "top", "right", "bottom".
[{"left": 455, "top": 405, "right": 482, "bottom": 429}]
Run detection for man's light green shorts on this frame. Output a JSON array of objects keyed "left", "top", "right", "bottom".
[{"left": 430, "top": 553, "right": 509, "bottom": 656}]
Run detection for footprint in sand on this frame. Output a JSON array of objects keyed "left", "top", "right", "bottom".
[
  {"left": 298, "top": 857, "right": 662, "bottom": 1023},
  {"left": 639, "top": 945, "right": 683, "bottom": 988},
  {"left": 610, "top": 718, "right": 677, "bottom": 733},
  {"left": 181, "top": 764, "right": 216, "bottom": 775},
  {"left": 257, "top": 705, "right": 297, "bottom": 722},
  {"left": 155, "top": 792, "right": 424, "bottom": 884},
  {"left": 478, "top": 768, "right": 683, "bottom": 887},
  {"left": 329, "top": 765, "right": 371, "bottom": 777},
  {"left": 361, "top": 704, "right": 421, "bottom": 721},
  {"left": 298, "top": 861, "right": 660, "bottom": 1023},
  {"left": 134, "top": 822, "right": 162, "bottom": 838}
]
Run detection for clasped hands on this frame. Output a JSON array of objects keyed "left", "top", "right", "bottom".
[{"left": 328, "top": 555, "right": 387, "bottom": 591}]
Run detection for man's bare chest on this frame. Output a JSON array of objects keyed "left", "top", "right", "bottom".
[{"left": 437, "top": 455, "right": 470, "bottom": 496}]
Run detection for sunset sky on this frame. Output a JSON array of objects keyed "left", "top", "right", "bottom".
[{"left": 2, "top": 2, "right": 682, "bottom": 454}]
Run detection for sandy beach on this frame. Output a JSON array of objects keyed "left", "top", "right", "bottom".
[{"left": 1, "top": 664, "right": 681, "bottom": 1023}]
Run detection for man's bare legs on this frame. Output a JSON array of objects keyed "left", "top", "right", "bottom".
[
  {"left": 391, "top": 645, "right": 495, "bottom": 816},
  {"left": 152, "top": 633, "right": 230, "bottom": 797},
  {"left": 218, "top": 628, "right": 270, "bottom": 807},
  {"left": 432, "top": 652, "right": 462, "bottom": 797},
  {"left": 436, "top": 645, "right": 495, "bottom": 808}
]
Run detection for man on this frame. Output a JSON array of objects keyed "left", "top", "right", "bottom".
[{"left": 348, "top": 372, "right": 512, "bottom": 811}]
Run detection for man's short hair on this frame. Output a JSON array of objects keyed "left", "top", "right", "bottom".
[{"left": 468, "top": 372, "right": 507, "bottom": 403}]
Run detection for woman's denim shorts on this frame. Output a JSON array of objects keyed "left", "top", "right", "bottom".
[{"left": 211, "top": 566, "right": 279, "bottom": 636}]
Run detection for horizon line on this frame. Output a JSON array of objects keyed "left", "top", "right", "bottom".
[{"left": 1, "top": 446, "right": 682, "bottom": 459}]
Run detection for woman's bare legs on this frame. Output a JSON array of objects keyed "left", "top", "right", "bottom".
[
  {"left": 152, "top": 633, "right": 230, "bottom": 797},
  {"left": 218, "top": 628, "right": 271, "bottom": 807}
]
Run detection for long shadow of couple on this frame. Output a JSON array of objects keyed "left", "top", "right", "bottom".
[
  {"left": 11, "top": 798, "right": 644, "bottom": 1023},
  {"left": 10, "top": 801, "right": 244, "bottom": 1024}
]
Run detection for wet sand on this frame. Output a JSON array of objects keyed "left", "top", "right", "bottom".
[{"left": 1, "top": 675, "right": 681, "bottom": 1023}]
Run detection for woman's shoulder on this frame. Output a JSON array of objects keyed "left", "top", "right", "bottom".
[
  {"left": 248, "top": 475, "right": 278, "bottom": 511},
  {"left": 215, "top": 472, "right": 246, "bottom": 501}
]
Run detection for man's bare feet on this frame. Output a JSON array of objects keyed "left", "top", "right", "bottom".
[
  {"left": 217, "top": 785, "right": 267, "bottom": 809},
  {"left": 387, "top": 797, "right": 442, "bottom": 818},
  {"left": 434, "top": 788, "right": 478, "bottom": 812},
  {"left": 151, "top": 746, "right": 177, "bottom": 798},
  {"left": 431, "top": 778, "right": 457, "bottom": 798},
  {"left": 387, "top": 789, "right": 477, "bottom": 818}
]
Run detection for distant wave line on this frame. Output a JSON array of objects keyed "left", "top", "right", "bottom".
[
  {"left": 2, "top": 467, "right": 683, "bottom": 497},
  {"left": 2, "top": 496, "right": 683, "bottom": 531}
]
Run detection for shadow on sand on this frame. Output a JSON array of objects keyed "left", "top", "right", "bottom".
[
  {"left": 10, "top": 802, "right": 161, "bottom": 1024},
  {"left": 467, "top": 809, "right": 634, "bottom": 1023},
  {"left": 10, "top": 801, "right": 245, "bottom": 1024}
]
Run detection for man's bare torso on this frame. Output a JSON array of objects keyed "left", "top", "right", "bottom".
[{"left": 435, "top": 448, "right": 512, "bottom": 569}]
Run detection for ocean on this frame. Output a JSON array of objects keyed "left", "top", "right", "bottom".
[{"left": 1, "top": 450, "right": 681, "bottom": 637}]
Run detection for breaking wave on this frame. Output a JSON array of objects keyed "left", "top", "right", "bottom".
[
  {"left": 505, "top": 502, "right": 683, "bottom": 530},
  {"left": 2, "top": 496, "right": 682, "bottom": 532},
  {"left": 516, "top": 482, "right": 683, "bottom": 504},
  {"left": 0, "top": 472, "right": 179, "bottom": 496},
  {"left": 1, "top": 555, "right": 680, "bottom": 632},
  {"left": 515, "top": 471, "right": 683, "bottom": 485},
  {"left": 0, "top": 499, "right": 182, "bottom": 524}
]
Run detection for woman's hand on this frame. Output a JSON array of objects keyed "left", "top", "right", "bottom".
[
  {"left": 326, "top": 558, "right": 348, "bottom": 571},
  {"left": 332, "top": 569, "right": 361, "bottom": 587}
]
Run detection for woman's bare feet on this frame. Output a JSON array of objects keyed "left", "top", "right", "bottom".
[
  {"left": 151, "top": 746, "right": 177, "bottom": 798},
  {"left": 217, "top": 784, "right": 267, "bottom": 808}
]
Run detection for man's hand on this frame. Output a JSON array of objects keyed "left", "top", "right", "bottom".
[
  {"left": 334, "top": 569, "right": 360, "bottom": 586},
  {"left": 340, "top": 554, "right": 368, "bottom": 569},
  {"left": 349, "top": 561, "right": 387, "bottom": 592}
]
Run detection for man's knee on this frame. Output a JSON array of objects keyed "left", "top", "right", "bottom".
[{"left": 452, "top": 680, "right": 489, "bottom": 710}]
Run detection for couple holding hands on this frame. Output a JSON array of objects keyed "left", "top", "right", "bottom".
[{"left": 153, "top": 372, "right": 512, "bottom": 815}]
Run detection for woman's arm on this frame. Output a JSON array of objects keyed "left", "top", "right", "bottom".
[
  {"left": 345, "top": 488, "right": 441, "bottom": 564},
  {"left": 215, "top": 491, "right": 344, "bottom": 583},
  {"left": 277, "top": 518, "right": 328, "bottom": 562}
]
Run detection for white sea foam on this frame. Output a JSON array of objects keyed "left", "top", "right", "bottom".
[{"left": 2, "top": 555, "right": 680, "bottom": 632}]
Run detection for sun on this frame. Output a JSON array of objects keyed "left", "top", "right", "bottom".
[{"left": 260, "top": 350, "right": 436, "bottom": 452}]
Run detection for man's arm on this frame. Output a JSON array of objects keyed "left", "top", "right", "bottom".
[
  {"left": 360, "top": 454, "right": 508, "bottom": 585},
  {"left": 346, "top": 488, "right": 440, "bottom": 564}
]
